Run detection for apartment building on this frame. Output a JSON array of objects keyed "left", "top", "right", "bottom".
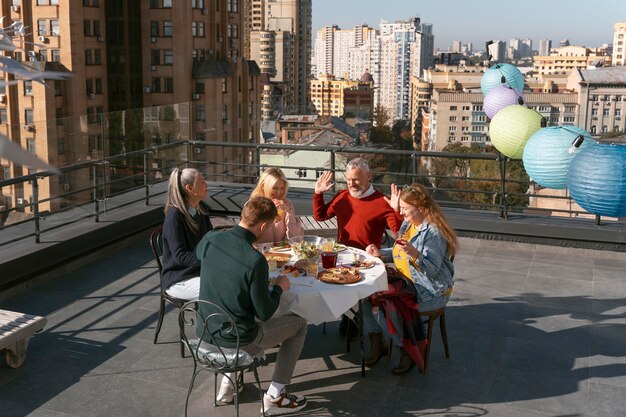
[
  {"left": 309, "top": 73, "right": 373, "bottom": 118},
  {"left": 613, "top": 22, "right": 626, "bottom": 66},
  {"left": 533, "top": 45, "right": 610, "bottom": 75},
  {"left": 248, "top": 0, "right": 311, "bottom": 115},
  {"left": 0, "top": 0, "right": 260, "bottom": 214},
  {"left": 538, "top": 39, "right": 552, "bottom": 56},
  {"left": 566, "top": 67, "right": 626, "bottom": 136}
]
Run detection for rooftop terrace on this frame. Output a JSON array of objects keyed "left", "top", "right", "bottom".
[{"left": 1, "top": 208, "right": 626, "bottom": 416}]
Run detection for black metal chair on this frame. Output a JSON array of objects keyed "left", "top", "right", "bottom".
[
  {"left": 150, "top": 226, "right": 188, "bottom": 357},
  {"left": 179, "top": 300, "right": 266, "bottom": 417}
]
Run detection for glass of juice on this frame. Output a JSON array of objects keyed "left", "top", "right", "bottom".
[{"left": 321, "top": 251, "right": 338, "bottom": 269}]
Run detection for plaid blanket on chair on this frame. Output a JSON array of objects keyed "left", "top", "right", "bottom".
[{"left": 370, "top": 270, "right": 427, "bottom": 371}]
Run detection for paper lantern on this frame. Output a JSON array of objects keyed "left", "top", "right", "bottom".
[
  {"left": 480, "top": 63, "right": 525, "bottom": 96},
  {"left": 484, "top": 85, "right": 525, "bottom": 119},
  {"left": 567, "top": 143, "right": 626, "bottom": 218},
  {"left": 522, "top": 126, "right": 594, "bottom": 189},
  {"left": 489, "top": 105, "right": 543, "bottom": 159}
]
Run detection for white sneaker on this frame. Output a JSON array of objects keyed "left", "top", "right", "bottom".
[
  {"left": 261, "top": 390, "right": 307, "bottom": 415},
  {"left": 216, "top": 374, "right": 244, "bottom": 406}
]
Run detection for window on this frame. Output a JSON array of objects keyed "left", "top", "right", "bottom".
[
  {"left": 95, "top": 78, "right": 102, "bottom": 94},
  {"left": 164, "top": 77, "right": 173, "bottom": 93},
  {"left": 151, "top": 77, "right": 161, "bottom": 93},
  {"left": 86, "top": 79, "right": 93, "bottom": 95},
  {"left": 50, "top": 20, "right": 60, "bottom": 36},
  {"left": 93, "top": 20, "right": 101, "bottom": 36},
  {"left": 51, "top": 49, "right": 61, "bottom": 62},
  {"left": 447, "top": 136, "right": 456, "bottom": 143},
  {"left": 590, "top": 125, "right": 596, "bottom": 134},
  {"left": 462, "top": 105, "right": 470, "bottom": 111},
  {"left": 151, "top": 49, "right": 160, "bottom": 65},
  {"left": 163, "top": 49, "right": 173, "bottom": 65},
  {"left": 83, "top": 20, "right": 91, "bottom": 36},
  {"left": 449, "top": 116, "right": 456, "bottom": 122},
  {"left": 192, "top": 22, "right": 205, "bottom": 37},
  {"left": 0, "top": 109, "right": 7, "bottom": 124},
  {"left": 222, "top": 104, "right": 228, "bottom": 122},
  {"left": 24, "top": 80, "right": 33, "bottom": 95},
  {"left": 150, "top": 21, "right": 159, "bottom": 37},
  {"left": 195, "top": 82, "right": 205, "bottom": 94},
  {"left": 227, "top": 0, "right": 238, "bottom": 13},
  {"left": 85, "top": 49, "right": 92, "bottom": 65},
  {"left": 2, "top": 165, "right": 10, "bottom": 180},
  {"left": 27, "top": 139, "right": 36, "bottom": 154},
  {"left": 163, "top": 21, "right": 173, "bottom": 37},
  {"left": 195, "top": 104, "right": 205, "bottom": 121},
  {"left": 37, "top": 20, "right": 47, "bottom": 35},
  {"left": 94, "top": 49, "right": 101, "bottom": 64},
  {"left": 603, "top": 109, "right": 610, "bottom": 116},
  {"left": 192, "top": 0, "right": 205, "bottom": 7},
  {"left": 56, "top": 107, "right": 63, "bottom": 125},
  {"left": 221, "top": 78, "right": 227, "bottom": 93},
  {"left": 449, "top": 106, "right": 457, "bottom": 111},
  {"left": 25, "top": 109, "right": 34, "bottom": 124}
]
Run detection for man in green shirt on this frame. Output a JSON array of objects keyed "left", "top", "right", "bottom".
[{"left": 196, "top": 196, "right": 307, "bottom": 415}]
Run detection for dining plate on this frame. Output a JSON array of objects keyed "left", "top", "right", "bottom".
[
  {"left": 318, "top": 267, "right": 361, "bottom": 284},
  {"left": 341, "top": 260, "right": 376, "bottom": 270},
  {"left": 333, "top": 243, "right": 348, "bottom": 252}
]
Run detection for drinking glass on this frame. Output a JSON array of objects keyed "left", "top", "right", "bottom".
[{"left": 321, "top": 251, "right": 338, "bottom": 269}]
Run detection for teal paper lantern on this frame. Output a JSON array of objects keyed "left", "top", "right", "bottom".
[
  {"left": 481, "top": 63, "right": 525, "bottom": 96},
  {"left": 489, "top": 105, "right": 543, "bottom": 159},
  {"left": 523, "top": 126, "right": 594, "bottom": 189},
  {"left": 484, "top": 85, "right": 525, "bottom": 119},
  {"left": 567, "top": 143, "right": 626, "bottom": 218}
]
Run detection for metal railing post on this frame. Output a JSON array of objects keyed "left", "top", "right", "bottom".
[
  {"left": 31, "top": 178, "right": 40, "bottom": 243},
  {"left": 330, "top": 150, "right": 336, "bottom": 193},
  {"left": 143, "top": 153, "right": 149, "bottom": 205},
  {"left": 93, "top": 165, "right": 99, "bottom": 223},
  {"left": 498, "top": 153, "right": 508, "bottom": 219},
  {"left": 410, "top": 153, "right": 419, "bottom": 185}
]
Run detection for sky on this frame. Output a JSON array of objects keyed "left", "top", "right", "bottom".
[{"left": 312, "top": 0, "right": 626, "bottom": 50}]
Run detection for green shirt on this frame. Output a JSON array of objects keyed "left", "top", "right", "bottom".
[{"left": 195, "top": 225, "right": 283, "bottom": 347}]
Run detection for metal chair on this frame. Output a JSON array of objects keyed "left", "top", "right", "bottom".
[
  {"left": 150, "top": 226, "right": 188, "bottom": 357},
  {"left": 179, "top": 300, "right": 265, "bottom": 417}
]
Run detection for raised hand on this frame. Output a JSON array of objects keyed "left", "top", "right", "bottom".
[
  {"left": 314, "top": 171, "right": 334, "bottom": 194},
  {"left": 383, "top": 183, "right": 401, "bottom": 211}
]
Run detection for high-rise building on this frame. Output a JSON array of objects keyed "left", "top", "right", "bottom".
[
  {"left": 310, "top": 73, "right": 374, "bottom": 118},
  {"left": 613, "top": 22, "right": 626, "bottom": 66},
  {"left": 248, "top": 0, "right": 312, "bottom": 115},
  {"left": 451, "top": 40, "right": 462, "bottom": 53},
  {"left": 0, "top": 0, "right": 260, "bottom": 213},
  {"left": 539, "top": 39, "right": 552, "bottom": 56},
  {"left": 488, "top": 40, "right": 507, "bottom": 63},
  {"left": 312, "top": 24, "right": 377, "bottom": 79}
]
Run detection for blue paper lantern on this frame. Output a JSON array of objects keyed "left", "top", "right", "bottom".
[
  {"left": 481, "top": 63, "right": 525, "bottom": 96},
  {"left": 523, "top": 126, "right": 594, "bottom": 189},
  {"left": 567, "top": 143, "right": 626, "bottom": 217},
  {"left": 484, "top": 85, "right": 525, "bottom": 119}
]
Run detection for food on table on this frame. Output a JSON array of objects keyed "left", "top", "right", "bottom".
[
  {"left": 270, "top": 241, "right": 291, "bottom": 251},
  {"left": 294, "top": 259, "right": 318, "bottom": 275},
  {"left": 333, "top": 243, "right": 348, "bottom": 251},
  {"left": 264, "top": 252, "right": 291, "bottom": 267},
  {"left": 317, "top": 267, "right": 361, "bottom": 284},
  {"left": 342, "top": 259, "right": 376, "bottom": 269},
  {"left": 289, "top": 236, "right": 327, "bottom": 260}
]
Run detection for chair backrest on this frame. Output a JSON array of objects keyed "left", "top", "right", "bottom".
[
  {"left": 149, "top": 226, "right": 164, "bottom": 277},
  {"left": 179, "top": 300, "right": 255, "bottom": 372}
]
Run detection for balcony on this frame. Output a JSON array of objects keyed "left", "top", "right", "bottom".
[{"left": 1, "top": 133, "right": 625, "bottom": 416}]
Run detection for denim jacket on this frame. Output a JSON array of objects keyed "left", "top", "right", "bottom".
[{"left": 380, "top": 220, "right": 454, "bottom": 303}]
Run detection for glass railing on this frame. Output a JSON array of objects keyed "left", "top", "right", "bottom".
[{"left": 1, "top": 134, "right": 609, "bottom": 248}]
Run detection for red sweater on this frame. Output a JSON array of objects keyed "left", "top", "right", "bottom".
[{"left": 313, "top": 190, "right": 402, "bottom": 249}]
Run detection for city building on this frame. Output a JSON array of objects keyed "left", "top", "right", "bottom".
[
  {"left": 0, "top": 0, "right": 261, "bottom": 214},
  {"left": 533, "top": 45, "right": 611, "bottom": 76},
  {"left": 508, "top": 38, "right": 532, "bottom": 60},
  {"left": 309, "top": 73, "right": 374, "bottom": 118},
  {"left": 613, "top": 22, "right": 626, "bottom": 66},
  {"left": 487, "top": 40, "right": 507, "bottom": 63},
  {"left": 539, "top": 39, "right": 552, "bottom": 56},
  {"left": 566, "top": 67, "right": 626, "bottom": 136},
  {"left": 248, "top": 0, "right": 312, "bottom": 115}
]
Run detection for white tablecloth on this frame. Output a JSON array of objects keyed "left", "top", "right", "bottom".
[{"left": 269, "top": 248, "right": 388, "bottom": 325}]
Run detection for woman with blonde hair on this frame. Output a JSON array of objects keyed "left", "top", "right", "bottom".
[
  {"left": 249, "top": 167, "right": 303, "bottom": 244},
  {"left": 364, "top": 183, "right": 457, "bottom": 374},
  {"left": 161, "top": 167, "right": 213, "bottom": 300}
]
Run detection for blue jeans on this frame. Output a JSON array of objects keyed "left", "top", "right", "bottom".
[{"left": 362, "top": 294, "right": 449, "bottom": 348}]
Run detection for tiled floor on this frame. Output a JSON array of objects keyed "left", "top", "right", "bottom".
[{"left": 1, "top": 233, "right": 626, "bottom": 417}]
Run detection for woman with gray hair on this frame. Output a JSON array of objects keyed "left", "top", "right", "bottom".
[{"left": 161, "top": 167, "right": 213, "bottom": 300}]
